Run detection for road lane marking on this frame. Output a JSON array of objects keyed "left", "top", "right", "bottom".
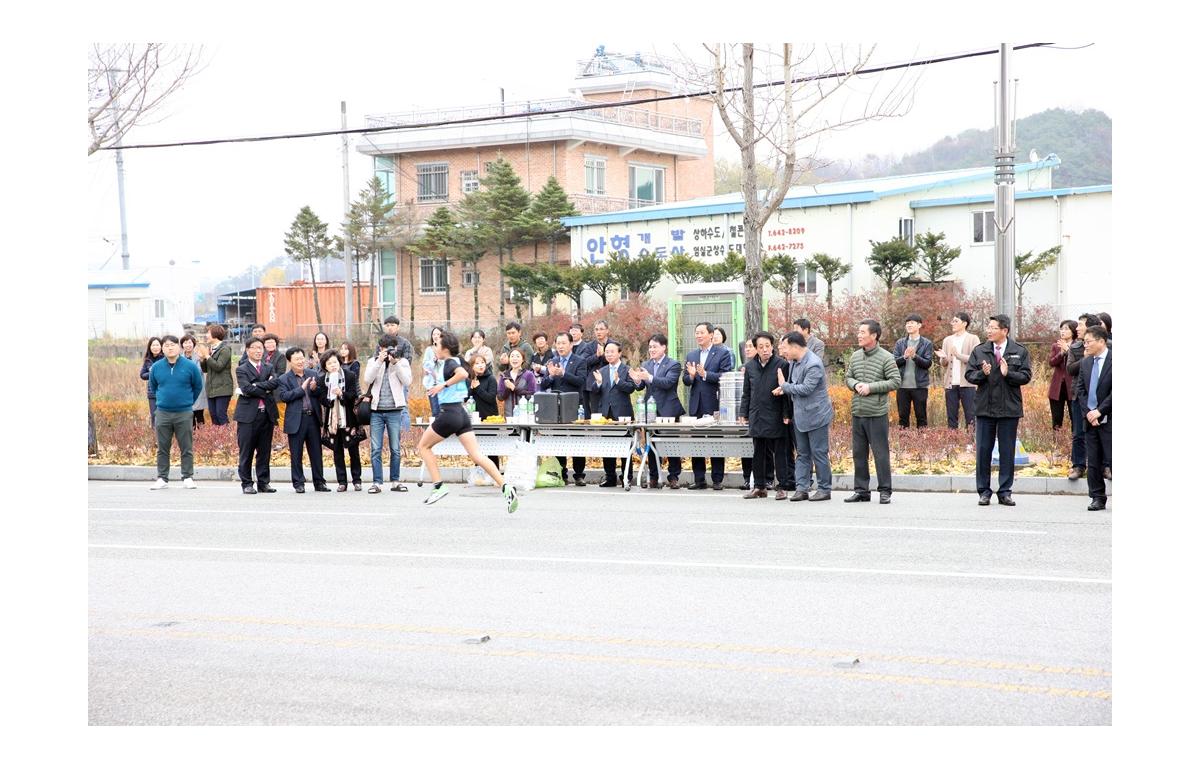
[
  {"left": 689, "top": 520, "right": 1048, "bottom": 535},
  {"left": 89, "top": 625, "right": 1111, "bottom": 701},
  {"left": 89, "top": 508, "right": 397, "bottom": 518},
  {"left": 96, "top": 611, "right": 1112, "bottom": 679},
  {"left": 88, "top": 543, "right": 1111, "bottom": 585}
]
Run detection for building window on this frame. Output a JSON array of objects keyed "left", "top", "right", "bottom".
[
  {"left": 899, "top": 217, "right": 914, "bottom": 247},
  {"left": 972, "top": 211, "right": 996, "bottom": 244},
  {"left": 420, "top": 257, "right": 448, "bottom": 294},
  {"left": 154, "top": 299, "right": 165, "bottom": 318},
  {"left": 416, "top": 162, "right": 449, "bottom": 203},
  {"left": 584, "top": 156, "right": 606, "bottom": 195},
  {"left": 461, "top": 170, "right": 480, "bottom": 194},
  {"left": 797, "top": 266, "right": 818, "bottom": 295},
  {"left": 619, "top": 286, "right": 629, "bottom": 301},
  {"left": 374, "top": 156, "right": 395, "bottom": 200},
  {"left": 462, "top": 268, "right": 479, "bottom": 288},
  {"left": 628, "top": 164, "right": 665, "bottom": 207},
  {"left": 113, "top": 302, "right": 123, "bottom": 313}
]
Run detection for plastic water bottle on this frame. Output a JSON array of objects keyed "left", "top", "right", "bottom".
[
  {"left": 646, "top": 396, "right": 656, "bottom": 423},
  {"left": 517, "top": 396, "right": 528, "bottom": 424},
  {"left": 578, "top": 404, "right": 586, "bottom": 422},
  {"left": 524, "top": 396, "right": 534, "bottom": 424}
]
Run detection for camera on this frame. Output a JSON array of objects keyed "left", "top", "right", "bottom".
[{"left": 385, "top": 346, "right": 399, "bottom": 360}]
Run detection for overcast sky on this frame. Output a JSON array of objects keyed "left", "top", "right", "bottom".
[{"left": 86, "top": 42, "right": 1111, "bottom": 284}]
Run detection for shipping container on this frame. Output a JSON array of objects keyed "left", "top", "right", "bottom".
[{"left": 256, "top": 282, "right": 375, "bottom": 347}]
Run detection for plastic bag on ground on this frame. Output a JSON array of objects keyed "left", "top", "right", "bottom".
[
  {"left": 503, "top": 442, "right": 538, "bottom": 491},
  {"left": 468, "top": 465, "right": 495, "bottom": 487},
  {"left": 535, "top": 456, "right": 566, "bottom": 488}
]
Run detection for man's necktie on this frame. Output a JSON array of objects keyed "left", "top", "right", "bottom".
[{"left": 1088, "top": 359, "right": 1101, "bottom": 411}]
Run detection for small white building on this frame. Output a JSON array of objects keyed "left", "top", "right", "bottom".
[
  {"left": 561, "top": 154, "right": 1111, "bottom": 319},
  {"left": 87, "top": 264, "right": 197, "bottom": 339}
]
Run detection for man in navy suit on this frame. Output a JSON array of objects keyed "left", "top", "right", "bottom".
[
  {"left": 542, "top": 331, "right": 590, "bottom": 485},
  {"left": 233, "top": 337, "right": 281, "bottom": 494},
  {"left": 682, "top": 322, "right": 734, "bottom": 490},
  {"left": 1075, "top": 325, "right": 1112, "bottom": 510},
  {"left": 587, "top": 340, "right": 636, "bottom": 488},
  {"left": 277, "top": 346, "right": 330, "bottom": 493},
  {"left": 578, "top": 320, "right": 613, "bottom": 415},
  {"left": 631, "top": 333, "right": 684, "bottom": 488}
]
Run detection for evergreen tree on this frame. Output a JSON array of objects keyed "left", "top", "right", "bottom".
[
  {"left": 556, "top": 263, "right": 588, "bottom": 319},
  {"left": 479, "top": 158, "right": 531, "bottom": 325},
  {"left": 804, "top": 252, "right": 851, "bottom": 312},
  {"left": 913, "top": 231, "right": 961, "bottom": 283},
  {"left": 580, "top": 262, "right": 618, "bottom": 305},
  {"left": 764, "top": 253, "right": 801, "bottom": 328},
  {"left": 705, "top": 252, "right": 747, "bottom": 282},
  {"left": 867, "top": 236, "right": 917, "bottom": 295},
  {"left": 607, "top": 252, "right": 664, "bottom": 298},
  {"left": 284, "top": 206, "right": 336, "bottom": 331},
  {"left": 453, "top": 192, "right": 491, "bottom": 329},
  {"left": 342, "top": 176, "right": 400, "bottom": 327},
  {"left": 410, "top": 206, "right": 457, "bottom": 327},
  {"left": 1014, "top": 245, "right": 1061, "bottom": 335},
  {"left": 520, "top": 176, "right": 578, "bottom": 264},
  {"left": 663, "top": 253, "right": 710, "bottom": 284}
]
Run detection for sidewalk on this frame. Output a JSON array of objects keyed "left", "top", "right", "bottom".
[{"left": 86, "top": 465, "right": 1109, "bottom": 495}]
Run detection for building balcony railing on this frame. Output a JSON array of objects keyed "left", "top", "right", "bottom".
[
  {"left": 365, "top": 97, "right": 702, "bottom": 138},
  {"left": 567, "top": 194, "right": 665, "bottom": 215}
]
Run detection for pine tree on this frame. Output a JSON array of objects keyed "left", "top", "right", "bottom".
[
  {"left": 284, "top": 206, "right": 336, "bottom": 331},
  {"left": 580, "top": 262, "right": 618, "bottom": 305},
  {"left": 1014, "top": 245, "right": 1061, "bottom": 335},
  {"left": 867, "top": 237, "right": 917, "bottom": 295},
  {"left": 804, "top": 252, "right": 851, "bottom": 312},
  {"left": 913, "top": 231, "right": 961, "bottom": 283},
  {"left": 607, "top": 252, "right": 663, "bottom": 298},
  {"left": 410, "top": 206, "right": 457, "bottom": 327},
  {"left": 479, "top": 158, "right": 531, "bottom": 324},
  {"left": 453, "top": 192, "right": 491, "bottom": 330},
  {"left": 663, "top": 253, "right": 709, "bottom": 284},
  {"left": 764, "top": 254, "right": 801, "bottom": 329},
  {"left": 520, "top": 176, "right": 579, "bottom": 265}
]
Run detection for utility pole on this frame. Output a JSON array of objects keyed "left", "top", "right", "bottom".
[
  {"left": 993, "top": 43, "right": 1016, "bottom": 321},
  {"left": 105, "top": 69, "right": 132, "bottom": 270},
  {"left": 341, "top": 101, "right": 353, "bottom": 341}
]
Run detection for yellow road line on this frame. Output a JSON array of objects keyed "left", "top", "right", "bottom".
[
  {"left": 93, "top": 612, "right": 1112, "bottom": 680},
  {"left": 90, "top": 626, "right": 1110, "bottom": 701}
]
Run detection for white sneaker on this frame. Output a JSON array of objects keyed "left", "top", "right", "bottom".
[
  {"left": 182, "top": 477, "right": 197, "bottom": 489},
  {"left": 150, "top": 478, "right": 168, "bottom": 490}
]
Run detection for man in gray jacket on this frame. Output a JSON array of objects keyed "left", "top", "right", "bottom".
[
  {"left": 844, "top": 319, "right": 901, "bottom": 504},
  {"left": 776, "top": 332, "right": 834, "bottom": 501},
  {"left": 793, "top": 318, "right": 826, "bottom": 365}
]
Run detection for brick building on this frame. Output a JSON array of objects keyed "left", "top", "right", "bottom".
[{"left": 355, "top": 49, "right": 715, "bottom": 335}]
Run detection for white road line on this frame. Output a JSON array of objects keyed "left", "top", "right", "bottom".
[
  {"left": 689, "top": 520, "right": 1048, "bottom": 535},
  {"left": 89, "top": 508, "right": 397, "bottom": 518},
  {"left": 87, "top": 543, "right": 1111, "bottom": 585}
]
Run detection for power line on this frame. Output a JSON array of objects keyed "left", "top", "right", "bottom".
[{"left": 101, "top": 43, "right": 1055, "bottom": 152}]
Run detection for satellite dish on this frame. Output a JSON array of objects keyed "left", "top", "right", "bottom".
[{"left": 1029, "top": 149, "right": 1040, "bottom": 162}]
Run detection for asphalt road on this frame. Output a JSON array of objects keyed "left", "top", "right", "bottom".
[{"left": 88, "top": 480, "right": 1111, "bottom": 725}]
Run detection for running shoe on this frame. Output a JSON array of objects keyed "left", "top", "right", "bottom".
[
  {"left": 502, "top": 484, "right": 519, "bottom": 514},
  {"left": 424, "top": 486, "right": 450, "bottom": 505}
]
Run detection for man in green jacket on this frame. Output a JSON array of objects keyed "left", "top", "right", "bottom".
[{"left": 844, "top": 319, "right": 901, "bottom": 504}]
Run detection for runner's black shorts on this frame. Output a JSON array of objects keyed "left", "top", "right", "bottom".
[{"left": 430, "top": 402, "right": 473, "bottom": 438}]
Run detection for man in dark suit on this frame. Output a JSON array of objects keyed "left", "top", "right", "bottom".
[
  {"left": 1075, "top": 325, "right": 1111, "bottom": 510},
  {"left": 682, "top": 322, "right": 734, "bottom": 490},
  {"left": 277, "top": 346, "right": 330, "bottom": 493},
  {"left": 234, "top": 337, "right": 281, "bottom": 494},
  {"left": 965, "top": 314, "right": 1032, "bottom": 507},
  {"left": 541, "top": 331, "right": 590, "bottom": 485},
  {"left": 587, "top": 340, "right": 636, "bottom": 488},
  {"left": 631, "top": 333, "right": 685, "bottom": 488}
]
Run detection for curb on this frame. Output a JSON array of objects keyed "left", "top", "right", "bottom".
[{"left": 86, "top": 465, "right": 1109, "bottom": 496}]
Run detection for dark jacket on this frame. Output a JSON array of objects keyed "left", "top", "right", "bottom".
[
  {"left": 892, "top": 335, "right": 935, "bottom": 388},
  {"left": 586, "top": 362, "right": 636, "bottom": 419},
  {"left": 739, "top": 353, "right": 789, "bottom": 439},
  {"left": 540, "top": 352, "right": 588, "bottom": 396},
  {"left": 497, "top": 368, "right": 540, "bottom": 417},
  {"left": 140, "top": 354, "right": 164, "bottom": 397},
  {"left": 277, "top": 368, "right": 324, "bottom": 434},
  {"left": 1074, "top": 351, "right": 1112, "bottom": 420},
  {"left": 1048, "top": 341, "right": 1076, "bottom": 401},
  {"left": 200, "top": 342, "right": 235, "bottom": 398},
  {"left": 318, "top": 367, "right": 359, "bottom": 434},
  {"left": 965, "top": 339, "right": 1033, "bottom": 419},
  {"left": 469, "top": 363, "right": 500, "bottom": 420},
  {"left": 1065, "top": 339, "right": 1086, "bottom": 378},
  {"left": 682, "top": 344, "right": 733, "bottom": 416},
  {"left": 634, "top": 356, "right": 684, "bottom": 418},
  {"left": 233, "top": 359, "right": 281, "bottom": 424}
]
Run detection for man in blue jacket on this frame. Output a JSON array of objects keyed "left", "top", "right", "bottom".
[
  {"left": 777, "top": 331, "right": 834, "bottom": 501},
  {"left": 148, "top": 335, "right": 205, "bottom": 490},
  {"left": 682, "top": 322, "right": 733, "bottom": 490},
  {"left": 893, "top": 313, "right": 935, "bottom": 428},
  {"left": 278, "top": 346, "right": 330, "bottom": 493},
  {"left": 631, "top": 333, "right": 684, "bottom": 488}
]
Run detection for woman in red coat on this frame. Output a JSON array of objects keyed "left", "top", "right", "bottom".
[{"left": 1047, "top": 320, "right": 1079, "bottom": 430}]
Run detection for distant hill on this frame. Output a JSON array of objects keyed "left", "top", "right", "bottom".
[{"left": 829, "top": 108, "right": 1111, "bottom": 188}]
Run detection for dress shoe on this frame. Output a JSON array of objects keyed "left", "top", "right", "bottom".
[
  {"left": 743, "top": 488, "right": 767, "bottom": 499},
  {"left": 336, "top": 484, "right": 348, "bottom": 492},
  {"left": 879, "top": 492, "right": 892, "bottom": 505},
  {"left": 294, "top": 486, "right": 305, "bottom": 494},
  {"left": 648, "top": 480, "right": 661, "bottom": 489},
  {"left": 808, "top": 490, "right": 831, "bottom": 502},
  {"left": 775, "top": 489, "right": 788, "bottom": 500},
  {"left": 844, "top": 493, "right": 870, "bottom": 503},
  {"left": 667, "top": 479, "right": 680, "bottom": 489},
  {"left": 242, "top": 486, "right": 257, "bottom": 495},
  {"left": 687, "top": 481, "right": 709, "bottom": 490},
  {"left": 574, "top": 478, "right": 587, "bottom": 487},
  {"left": 640, "top": 478, "right": 648, "bottom": 489},
  {"left": 789, "top": 490, "right": 809, "bottom": 502},
  {"left": 712, "top": 483, "right": 724, "bottom": 491},
  {"left": 257, "top": 484, "right": 276, "bottom": 493},
  {"left": 353, "top": 482, "right": 362, "bottom": 491},
  {"left": 978, "top": 493, "right": 991, "bottom": 506},
  {"left": 1103, "top": 467, "right": 1112, "bottom": 480},
  {"left": 998, "top": 494, "right": 1016, "bottom": 506},
  {"left": 598, "top": 479, "right": 619, "bottom": 488},
  {"left": 739, "top": 481, "right": 751, "bottom": 491},
  {"left": 1067, "top": 467, "right": 1083, "bottom": 481},
  {"left": 315, "top": 485, "right": 332, "bottom": 492},
  {"left": 1087, "top": 498, "right": 1107, "bottom": 511}
]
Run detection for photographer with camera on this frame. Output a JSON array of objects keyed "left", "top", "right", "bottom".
[{"left": 362, "top": 333, "right": 413, "bottom": 494}]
